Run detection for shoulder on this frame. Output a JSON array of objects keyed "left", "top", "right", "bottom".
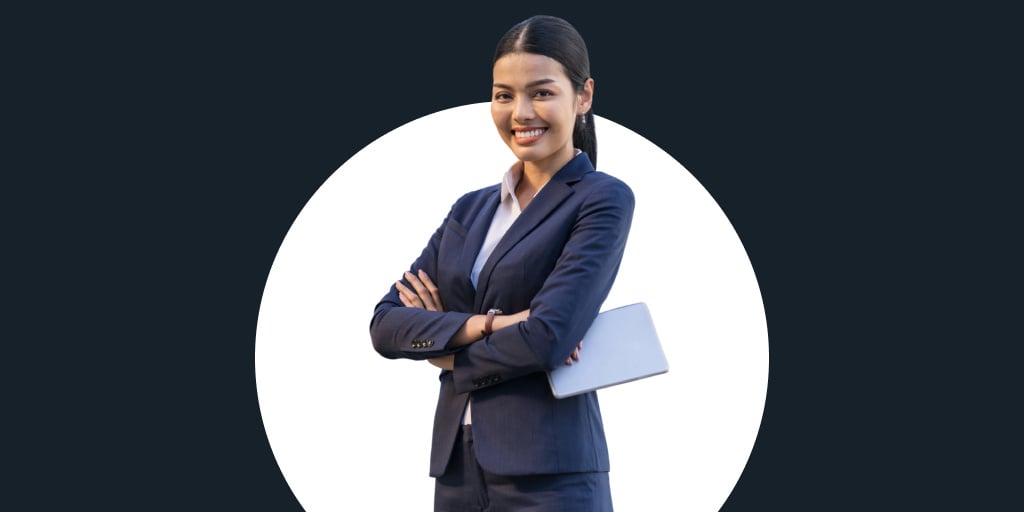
[
  {"left": 452, "top": 183, "right": 500, "bottom": 206},
  {"left": 445, "top": 183, "right": 501, "bottom": 221},
  {"left": 588, "top": 171, "right": 633, "bottom": 192},
  {"left": 577, "top": 171, "right": 635, "bottom": 206}
]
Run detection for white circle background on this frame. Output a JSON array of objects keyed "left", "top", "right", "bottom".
[{"left": 255, "top": 103, "right": 769, "bottom": 511}]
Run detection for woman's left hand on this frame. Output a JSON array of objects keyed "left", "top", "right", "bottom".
[
  {"left": 397, "top": 269, "right": 452, "bottom": 369},
  {"left": 397, "top": 269, "right": 444, "bottom": 312}
]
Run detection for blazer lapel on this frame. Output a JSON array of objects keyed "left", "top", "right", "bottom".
[
  {"left": 459, "top": 189, "right": 500, "bottom": 290},
  {"left": 473, "top": 154, "right": 593, "bottom": 310}
]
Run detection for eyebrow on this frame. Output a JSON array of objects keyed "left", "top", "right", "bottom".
[{"left": 492, "top": 78, "right": 557, "bottom": 89}]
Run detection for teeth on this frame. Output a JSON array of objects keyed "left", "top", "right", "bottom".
[{"left": 516, "top": 129, "right": 545, "bottom": 138}]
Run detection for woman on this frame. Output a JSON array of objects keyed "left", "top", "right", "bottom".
[{"left": 370, "top": 15, "right": 634, "bottom": 512}]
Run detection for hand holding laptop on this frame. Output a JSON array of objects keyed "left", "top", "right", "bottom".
[{"left": 547, "top": 302, "right": 669, "bottom": 399}]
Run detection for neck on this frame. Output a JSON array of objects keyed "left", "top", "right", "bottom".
[
  {"left": 520, "top": 147, "right": 576, "bottom": 193},
  {"left": 517, "top": 164, "right": 552, "bottom": 198}
]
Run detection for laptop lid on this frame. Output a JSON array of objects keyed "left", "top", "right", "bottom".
[{"left": 547, "top": 302, "right": 669, "bottom": 399}]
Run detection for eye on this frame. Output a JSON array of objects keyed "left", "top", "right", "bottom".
[
  {"left": 493, "top": 91, "right": 512, "bottom": 102},
  {"left": 533, "top": 89, "right": 554, "bottom": 98}
]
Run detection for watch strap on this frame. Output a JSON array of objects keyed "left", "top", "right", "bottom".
[{"left": 483, "top": 308, "right": 502, "bottom": 336}]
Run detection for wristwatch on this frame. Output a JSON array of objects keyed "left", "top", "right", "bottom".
[{"left": 483, "top": 308, "right": 503, "bottom": 336}]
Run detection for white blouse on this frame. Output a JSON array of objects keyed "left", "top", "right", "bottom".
[{"left": 463, "top": 160, "right": 547, "bottom": 424}]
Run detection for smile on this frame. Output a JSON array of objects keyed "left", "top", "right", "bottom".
[{"left": 514, "top": 128, "right": 547, "bottom": 140}]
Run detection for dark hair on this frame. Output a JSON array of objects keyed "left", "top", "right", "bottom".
[{"left": 493, "top": 15, "right": 597, "bottom": 167}]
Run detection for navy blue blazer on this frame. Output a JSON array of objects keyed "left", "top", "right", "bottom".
[{"left": 370, "top": 153, "right": 635, "bottom": 477}]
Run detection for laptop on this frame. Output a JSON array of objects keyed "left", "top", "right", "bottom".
[{"left": 547, "top": 302, "right": 669, "bottom": 399}]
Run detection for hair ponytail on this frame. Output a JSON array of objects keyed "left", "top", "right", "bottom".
[
  {"left": 574, "top": 110, "right": 597, "bottom": 168},
  {"left": 495, "top": 15, "right": 597, "bottom": 167}
]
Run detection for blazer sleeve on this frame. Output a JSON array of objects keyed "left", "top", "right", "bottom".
[
  {"left": 451, "top": 177, "right": 635, "bottom": 393},
  {"left": 368, "top": 206, "right": 473, "bottom": 360}
]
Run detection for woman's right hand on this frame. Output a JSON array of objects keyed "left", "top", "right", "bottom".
[{"left": 564, "top": 340, "right": 583, "bottom": 365}]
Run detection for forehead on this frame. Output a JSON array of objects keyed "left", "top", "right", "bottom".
[{"left": 492, "top": 53, "right": 569, "bottom": 86}]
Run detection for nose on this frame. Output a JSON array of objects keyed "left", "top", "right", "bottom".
[{"left": 513, "top": 96, "right": 535, "bottom": 122}]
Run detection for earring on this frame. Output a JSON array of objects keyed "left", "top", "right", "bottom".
[{"left": 581, "top": 115, "right": 586, "bottom": 125}]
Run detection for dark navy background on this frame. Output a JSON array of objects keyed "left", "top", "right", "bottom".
[{"left": 6, "top": 4, "right": 1014, "bottom": 510}]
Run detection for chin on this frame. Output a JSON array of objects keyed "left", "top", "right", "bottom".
[{"left": 510, "top": 146, "right": 548, "bottom": 163}]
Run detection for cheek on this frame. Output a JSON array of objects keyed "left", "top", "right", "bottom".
[
  {"left": 490, "top": 106, "right": 507, "bottom": 133},
  {"left": 490, "top": 102, "right": 509, "bottom": 120},
  {"left": 542, "top": 104, "right": 572, "bottom": 129},
  {"left": 544, "top": 114, "right": 572, "bottom": 141}
]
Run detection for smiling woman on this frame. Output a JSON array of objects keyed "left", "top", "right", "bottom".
[{"left": 368, "top": 15, "right": 628, "bottom": 512}]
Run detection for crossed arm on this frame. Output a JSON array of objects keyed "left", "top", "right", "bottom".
[
  {"left": 372, "top": 177, "right": 633, "bottom": 390},
  {"left": 395, "top": 269, "right": 582, "bottom": 370}
]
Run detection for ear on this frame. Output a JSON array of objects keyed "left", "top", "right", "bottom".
[{"left": 578, "top": 78, "right": 595, "bottom": 115}]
